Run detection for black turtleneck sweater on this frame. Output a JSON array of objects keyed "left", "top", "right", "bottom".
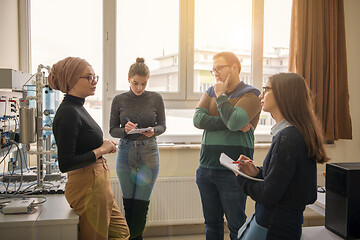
[
  {"left": 53, "top": 94, "right": 102, "bottom": 172},
  {"left": 109, "top": 90, "right": 166, "bottom": 141}
]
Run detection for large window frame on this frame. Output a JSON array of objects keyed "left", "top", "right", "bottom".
[
  {"left": 102, "top": 0, "right": 264, "bottom": 140},
  {"left": 20, "top": 0, "right": 267, "bottom": 142}
]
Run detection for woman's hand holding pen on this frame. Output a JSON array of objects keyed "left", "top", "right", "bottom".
[
  {"left": 125, "top": 119, "right": 138, "bottom": 133},
  {"left": 237, "top": 155, "right": 259, "bottom": 177}
]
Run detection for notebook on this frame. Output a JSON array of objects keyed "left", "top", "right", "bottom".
[{"left": 220, "top": 153, "right": 264, "bottom": 182}]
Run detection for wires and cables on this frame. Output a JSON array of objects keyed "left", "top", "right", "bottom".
[
  {"left": 0, "top": 195, "right": 47, "bottom": 204},
  {"left": 1, "top": 150, "right": 5, "bottom": 180},
  {"left": 19, "top": 181, "right": 54, "bottom": 195},
  {"left": 1, "top": 140, "right": 25, "bottom": 194},
  {"left": 0, "top": 139, "right": 12, "bottom": 165},
  {"left": 0, "top": 195, "right": 47, "bottom": 215}
]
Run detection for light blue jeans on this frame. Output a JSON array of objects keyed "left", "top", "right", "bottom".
[
  {"left": 237, "top": 214, "right": 268, "bottom": 240},
  {"left": 116, "top": 138, "right": 160, "bottom": 201}
]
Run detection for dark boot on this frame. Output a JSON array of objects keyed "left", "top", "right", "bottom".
[
  {"left": 122, "top": 198, "right": 134, "bottom": 227},
  {"left": 130, "top": 199, "right": 150, "bottom": 240}
]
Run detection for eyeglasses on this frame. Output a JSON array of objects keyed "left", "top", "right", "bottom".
[
  {"left": 210, "top": 65, "right": 230, "bottom": 76},
  {"left": 262, "top": 86, "right": 272, "bottom": 95},
  {"left": 317, "top": 186, "right": 326, "bottom": 193},
  {"left": 80, "top": 75, "right": 99, "bottom": 85}
]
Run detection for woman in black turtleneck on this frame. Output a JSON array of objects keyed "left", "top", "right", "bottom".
[{"left": 49, "top": 57, "right": 130, "bottom": 240}]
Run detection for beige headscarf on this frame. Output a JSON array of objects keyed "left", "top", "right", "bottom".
[{"left": 48, "top": 57, "right": 91, "bottom": 93}]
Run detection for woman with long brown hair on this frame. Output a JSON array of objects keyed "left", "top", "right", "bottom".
[{"left": 235, "top": 72, "right": 329, "bottom": 239}]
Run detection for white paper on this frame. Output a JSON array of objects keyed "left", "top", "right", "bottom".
[
  {"left": 128, "top": 127, "right": 153, "bottom": 134},
  {"left": 219, "top": 153, "right": 264, "bottom": 182}
]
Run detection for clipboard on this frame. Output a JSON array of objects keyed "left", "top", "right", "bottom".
[
  {"left": 220, "top": 153, "right": 264, "bottom": 182},
  {"left": 128, "top": 127, "right": 153, "bottom": 134}
]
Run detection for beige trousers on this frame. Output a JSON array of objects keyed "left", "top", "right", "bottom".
[{"left": 65, "top": 159, "right": 130, "bottom": 240}]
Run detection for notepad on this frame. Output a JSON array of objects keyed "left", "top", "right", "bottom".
[
  {"left": 219, "top": 153, "right": 264, "bottom": 182},
  {"left": 128, "top": 127, "right": 153, "bottom": 134}
]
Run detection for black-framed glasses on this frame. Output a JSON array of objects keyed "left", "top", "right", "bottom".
[
  {"left": 80, "top": 75, "right": 99, "bottom": 85},
  {"left": 317, "top": 186, "right": 326, "bottom": 193},
  {"left": 262, "top": 86, "right": 272, "bottom": 95},
  {"left": 210, "top": 65, "right": 230, "bottom": 76}
]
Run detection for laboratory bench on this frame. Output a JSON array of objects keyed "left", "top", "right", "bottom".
[{"left": 0, "top": 194, "right": 78, "bottom": 240}]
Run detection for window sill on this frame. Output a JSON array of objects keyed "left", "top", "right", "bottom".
[
  {"left": 158, "top": 142, "right": 271, "bottom": 150},
  {"left": 158, "top": 143, "right": 200, "bottom": 150}
]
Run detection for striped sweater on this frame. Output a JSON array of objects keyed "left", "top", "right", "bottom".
[{"left": 193, "top": 82, "right": 261, "bottom": 169}]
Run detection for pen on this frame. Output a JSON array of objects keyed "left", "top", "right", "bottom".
[
  {"left": 125, "top": 118, "right": 138, "bottom": 129},
  {"left": 233, "top": 160, "right": 252, "bottom": 164}
]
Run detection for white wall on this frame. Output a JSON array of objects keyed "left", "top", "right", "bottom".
[{"left": 0, "top": 0, "right": 19, "bottom": 69}]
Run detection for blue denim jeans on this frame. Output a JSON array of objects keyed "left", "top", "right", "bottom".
[
  {"left": 196, "top": 167, "right": 247, "bottom": 240},
  {"left": 116, "top": 138, "right": 160, "bottom": 201},
  {"left": 237, "top": 214, "right": 268, "bottom": 240}
]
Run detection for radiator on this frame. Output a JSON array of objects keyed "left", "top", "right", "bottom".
[{"left": 110, "top": 176, "right": 204, "bottom": 226}]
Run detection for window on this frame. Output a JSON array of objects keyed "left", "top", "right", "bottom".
[
  {"left": 25, "top": 0, "right": 293, "bottom": 144},
  {"left": 115, "top": 0, "right": 179, "bottom": 92},
  {"left": 193, "top": 0, "right": 252, "bottom": 93},
  {"left": 102, "top": 0, "right": 293, "bottom": 143},
  {"left": 259, "top": 0, "right": 292, "bottom": 129},
  {"left": 263, "top": 0, "right": 291, "bottom": 84},
  {"left": 30, "top": 0, "right": 103, "bottom": 125}
]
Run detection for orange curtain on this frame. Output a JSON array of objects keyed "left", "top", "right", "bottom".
[{"left": 289, "top": 0, "right": 352, "bottom": 141}]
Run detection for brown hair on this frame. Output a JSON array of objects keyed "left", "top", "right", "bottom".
[
  {"left": 213, "top": 51, "right": 241, "bottom": 73},
  {"left": 270, "top": 72, "right": 329, "bottom": 164},
  {"left": 128, "top": 57, "right": 150, "bottom": 79}
]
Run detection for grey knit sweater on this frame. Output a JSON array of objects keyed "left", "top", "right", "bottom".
[{"left": 109, "top": 89, "right": 166, "bottom": 141}]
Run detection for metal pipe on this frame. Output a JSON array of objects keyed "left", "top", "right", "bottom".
[
  {"left": 45, "top": 135, "right": 51, "bottom": 174},
  {"left": 36, "top": 70, "right": 44, "bottom": 188},
  {"left": 21, "top": 64, "right": 51, "bottom": 190},
  {"left": 27, "top": 150, "right": 56, "bottom": 155}
]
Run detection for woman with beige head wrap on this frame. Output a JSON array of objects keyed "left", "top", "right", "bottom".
[{"left": 51, "top": 57, "right": 129, "bottom": 240}]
